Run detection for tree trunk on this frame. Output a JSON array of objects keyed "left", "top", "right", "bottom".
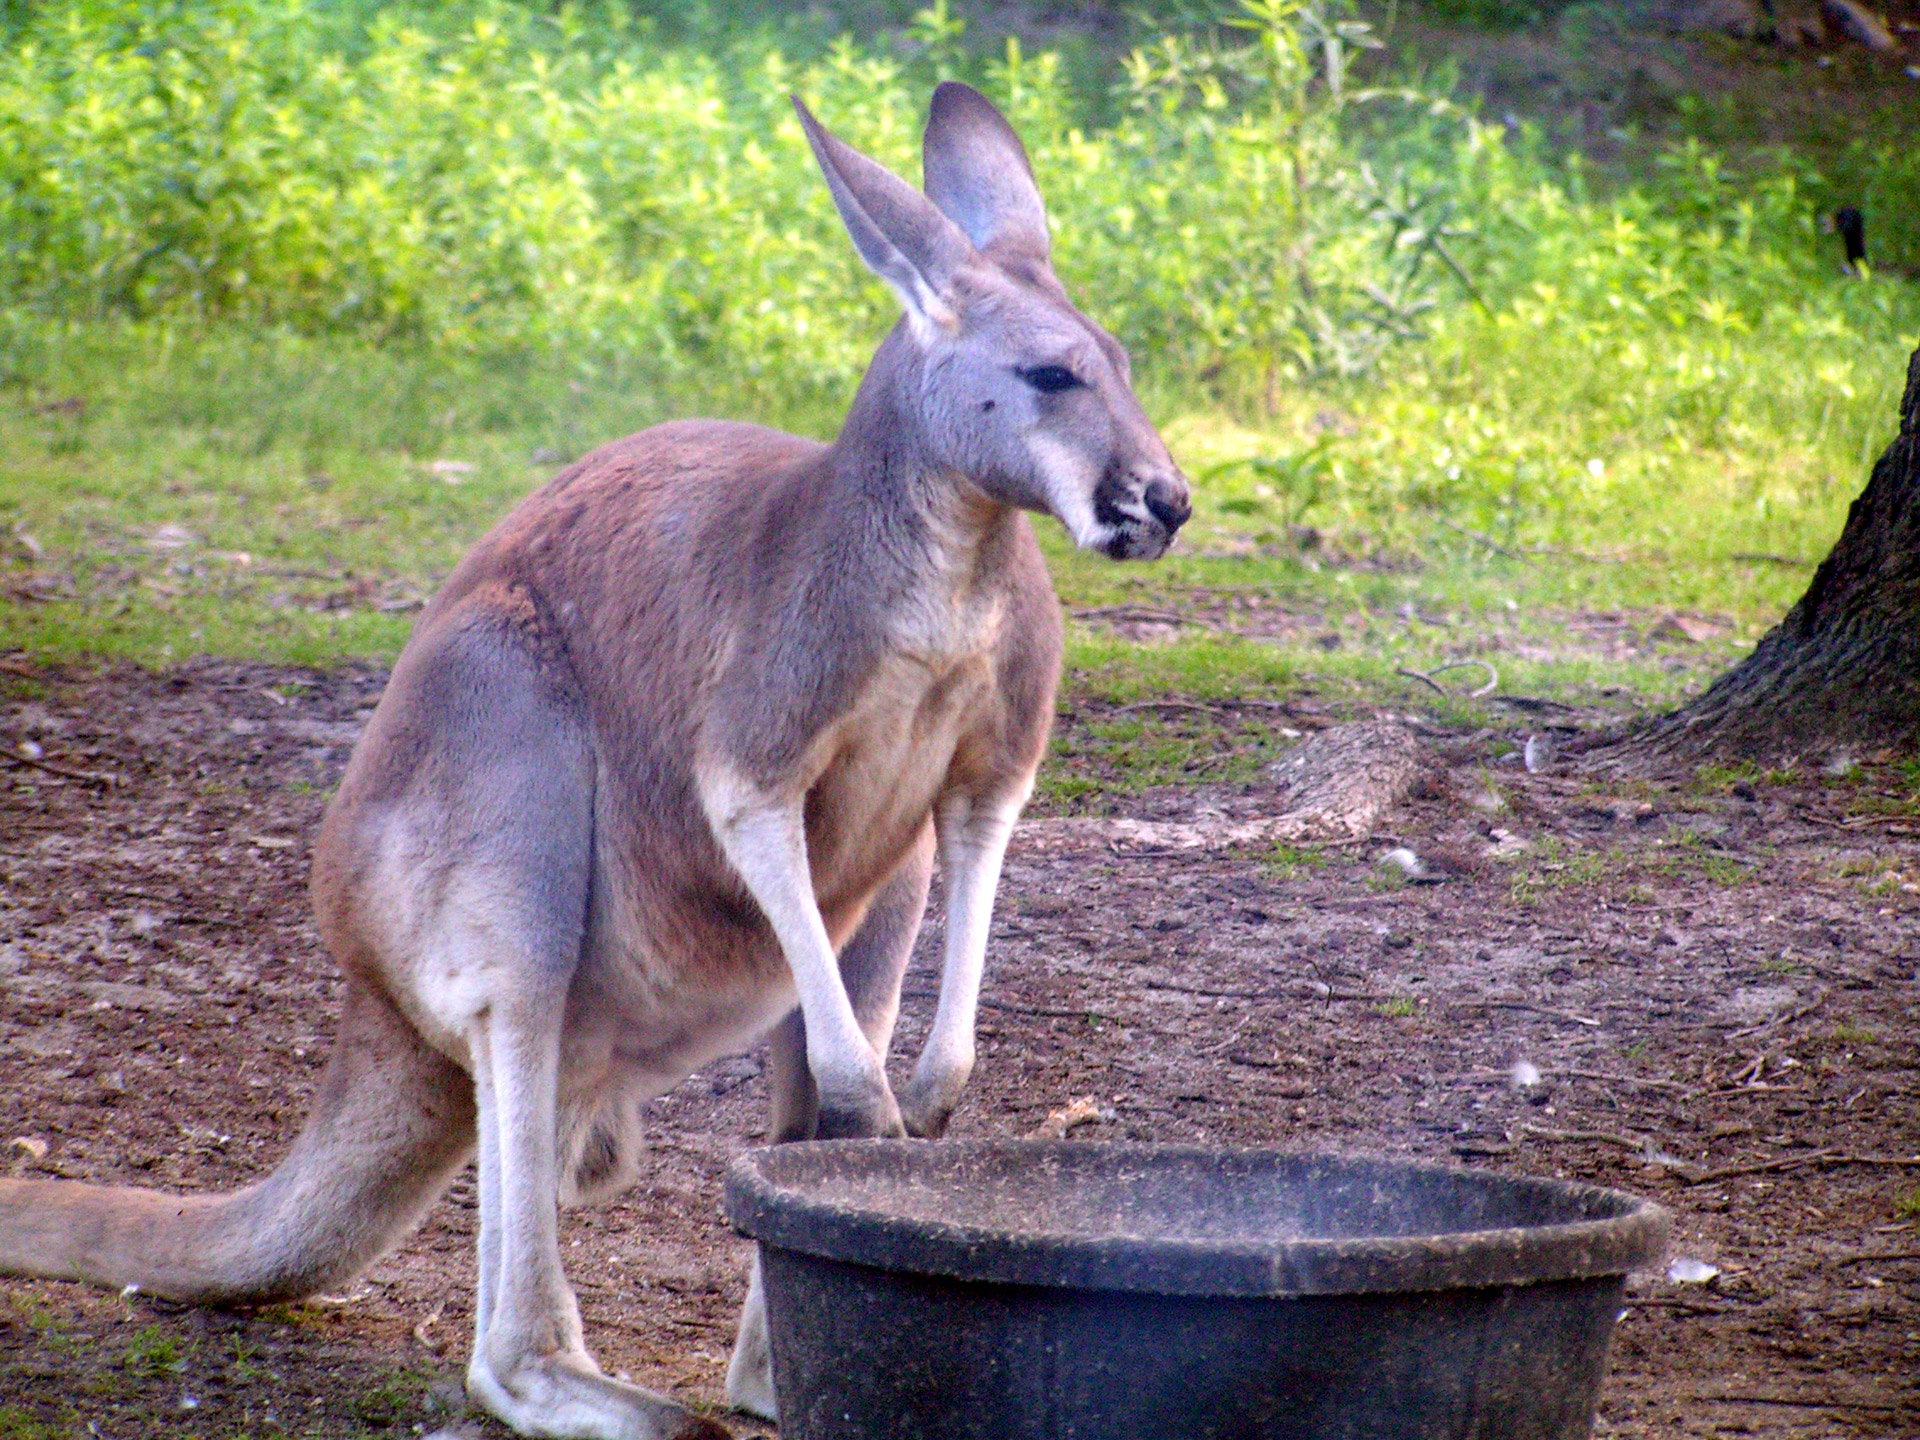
[{"left": 1625, "top": 344, "right": 1920, "bottom": 763}]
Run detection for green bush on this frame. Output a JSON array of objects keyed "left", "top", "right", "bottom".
[
  {"left": 0, "top": 0, "right": 1484, "bottom": 402},
  {"left": 1, "top": 0, "right": 1917, "bottom": 598}
]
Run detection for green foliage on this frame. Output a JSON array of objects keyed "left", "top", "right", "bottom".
[
  {"left": 1105, "top": 0, "right": 1472, "bottom": 386},
  {"left": 119, "top": 1326, "right": 189, "bottom": 1379},
  {"left": 1416, "top": 0, "right": 1583, "bottom": 28},
  {"left": 0, "top": 0, "right": 1918, "bottom": 706},
  {"left": 0, "top": 1408, "right": 66, "bottom": 1440},
  {"left": 0, "top": 0, "right": 1483, "bottom": 404}
]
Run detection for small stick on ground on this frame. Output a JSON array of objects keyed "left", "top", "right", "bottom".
[
  {"left": 0, "top": 749, "right": 120, "bottom": 786},
  {"left": 1686, "top": 1149, "right": 1836, "bottom": 1186},
  {"left": 1834, "top": 1250, "right": 1920, "bottom": 1267},
  {"left": 1396, "top": 659, "right": 1499, "bottom": 699}
]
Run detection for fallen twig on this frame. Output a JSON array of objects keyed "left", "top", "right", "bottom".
[
  {"left": 1516, "top": 1123, "right": 1704, "bottom": 1179},
  {"left": 900, "top": 987, "right": 1120, "bottom": 1024},
  {"left": 412, "top": 1301, "right": 445, "bottom": 1352},
  {"left": 1479, "top": 1000, "right": 1602, "bottom": 1028},
  {"left": 1434, "top": 517, "right": 1636, "bottom": 565},
  {"left": 1071, "top": 605, "right": 1211, "bottom": 629},
  {"left": 1435, "top": 517, "right": 1530, "bottom": 562},
  {"left": 1110, "top": 699, "right": 1230, "bottom": 719},
  {"left": 1838, "top": 812, "right": 1920, "bottom": 830},
  {"left": 1835, "top": 1250, "right": 1920, "bottom": 1267},
  {"left": 1685, "top": 1149, "right": 1835, "bottom": 1186},
  {"left": 1457, "top": 1067, "right": 1681, "bottom": 1092},
  {"left": 1702, "top": 1394, "right": 1899, "bottom": 1414},
  {"left": 1143, "top": 978, "right": 1383, "bottom": 1005},
  {"left": 1556, "top": 1068, "right": 1683, "bottom": 1091},
  {"left": 1727, "top": 991, "right": 1829, "bottom": 1042},
  {"left": 1727, "top": 1052, "right": 1768, "bottom": 1087},
  {"left": 1395, "top": 659, "right": 1499, "bottom": 699},
  {"left": 1518, "top": 1123, "right": 1653, "bottom": 1154},
  {"left": 0, "top": 748, "right": 119, "bottom": 786}
]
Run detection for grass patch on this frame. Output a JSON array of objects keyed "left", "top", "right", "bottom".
[
  {"left": 0, "top": 1408, "right": 65, "bottom": 1440},
  {"left": 1264, "top": 844, "right": 1330, "bottom": 881},
  {"left": 1506, "top": 839, "right": 1614, "bottom": 905},
  {"left": 1038, "top": 705, "right": 1299, "bottom": 812},
  {"left": 2, "top": 1, "right": 1918, "bottom": 755},
  {"left": 120, "top": 1326, "right": 190, "bottom": 1380},
  {"left": 345, "top": 1369, "right": 437, "bottom": 1428},
  {"left": 1693, "top": 762, "right": 1797, "bottom": 795}
]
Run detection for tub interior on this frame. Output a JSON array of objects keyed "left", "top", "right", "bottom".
[{"left": 745, "top": 1143, "right": 1634, "bottom": 1247}]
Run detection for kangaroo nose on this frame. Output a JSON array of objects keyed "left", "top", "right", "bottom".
[{"left": 1144, "top": 475, "right": 1191, "bottom": 533}]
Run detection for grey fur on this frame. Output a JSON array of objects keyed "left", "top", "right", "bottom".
[{"left": 0, "top": 83, "right": 1188, "bottom": 1440}]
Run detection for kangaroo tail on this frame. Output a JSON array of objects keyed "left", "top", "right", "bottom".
[{"left": 0, "top": 980, "right": 474, "bottom": 1305}]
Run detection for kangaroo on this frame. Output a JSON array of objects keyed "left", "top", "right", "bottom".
[{"left": 0, "top": 84, "right": 1189, "bottom": 1439}]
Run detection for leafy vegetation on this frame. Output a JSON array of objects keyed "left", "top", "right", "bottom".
[{"left": 1, "top": 0, "right": 1917, "bottom": 724}]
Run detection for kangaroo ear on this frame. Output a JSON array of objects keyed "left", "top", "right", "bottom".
[
  {"left": 794, "top": 95, "right": 974, "bottom": 333},
  {"left": 922, "top": 82, "right": 1050, "bottom": 261}
]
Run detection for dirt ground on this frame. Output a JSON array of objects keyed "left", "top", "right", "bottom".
[{"left": 1, "top": 657, "right": 1916, "bottom": 1439}]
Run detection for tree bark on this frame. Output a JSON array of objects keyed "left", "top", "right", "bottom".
[{"left": 1626, "top": 344, "right": 1920, "bottom": 763}]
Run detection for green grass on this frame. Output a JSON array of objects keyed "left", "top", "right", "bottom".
[
  {"left": 1264, "top": 843, "right": 1330, "bottom": 880},
  {"left": 119, "top": 1326, "right": 190, "bottom": 1380},
  {"left": 6, "top": 307, "right": 1876, "bottom": 695},
  {"left": 0, "top": 1408, "right": 65, "bottom": 1440},
  {"left": 2, "top": 1, "right": 1918, "bottom": 738}
]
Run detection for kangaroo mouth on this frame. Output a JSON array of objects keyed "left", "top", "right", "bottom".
[{"left": 1093, "top": 469, "right": 1185, "bottom": 561}]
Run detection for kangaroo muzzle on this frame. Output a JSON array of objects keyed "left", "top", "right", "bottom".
[{"left": 1094, "top": 466, "right": 1190, "bottom": 561}]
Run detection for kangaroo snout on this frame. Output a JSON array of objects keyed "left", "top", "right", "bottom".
[
  {"left": 1144, "top": 474, "right": 1191, "bottom": 535},
  {"left": 1093, "top": 465, "right": 1191, "bottom": 560}
]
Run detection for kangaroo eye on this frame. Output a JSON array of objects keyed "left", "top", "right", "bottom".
[{"left": 1017, "top": 365, "right": 1080, "bottom": 395}]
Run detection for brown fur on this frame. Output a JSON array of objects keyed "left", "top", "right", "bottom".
[{"left": 0, "top": 84, "right": 1184, "bottom": 1440}]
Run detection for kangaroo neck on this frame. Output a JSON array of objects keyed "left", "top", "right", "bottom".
[{"left": 823, "top": 326, "right": 1016, "bottom": 589}]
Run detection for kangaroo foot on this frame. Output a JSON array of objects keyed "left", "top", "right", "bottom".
[{"left": 469, "top": 1349, "right": 729, "bottom": 1440}]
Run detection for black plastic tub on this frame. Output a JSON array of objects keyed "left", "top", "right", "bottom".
[{"left": 726, "top": 1140, "right": 1668, "bottom": 1440}]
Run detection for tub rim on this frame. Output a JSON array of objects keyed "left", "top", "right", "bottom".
[{"left": 725, "top": 1139, "right": 1670, "bottom": 1298}]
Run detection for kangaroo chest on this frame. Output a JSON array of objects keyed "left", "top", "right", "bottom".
[{"left": 804, "top": 626, "right": 1003, "bottom": 902}]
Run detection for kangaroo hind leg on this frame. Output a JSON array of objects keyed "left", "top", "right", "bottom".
[{"left": 363, "top": 607, "right": 723, "bottom": 1440}]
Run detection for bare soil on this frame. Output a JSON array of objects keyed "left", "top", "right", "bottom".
[{"left": 1, "top": 659, "right": 1916, "bottom": 1438}]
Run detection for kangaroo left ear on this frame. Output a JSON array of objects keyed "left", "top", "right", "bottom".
[
  {"left": 794, "top": 95, "right": 974, "bottom": 336},
  {"left": 922, "top": 82, "right": 1050, "bottom": 261}
]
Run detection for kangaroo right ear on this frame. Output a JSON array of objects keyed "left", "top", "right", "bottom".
[
  {"left": 794, "top": 96, "right": 974, "bottom": 337},
  {"left": 922, "top": 82, "right": 1050, "bottom": 261}
]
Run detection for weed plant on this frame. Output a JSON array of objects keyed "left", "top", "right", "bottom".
[{"left": 0, "top": 0, "right": 1917, "bottom": 704}]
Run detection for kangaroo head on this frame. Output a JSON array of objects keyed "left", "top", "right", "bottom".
[{"left": 796, "top": 83, "right": 1191, "bottom": 561}]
